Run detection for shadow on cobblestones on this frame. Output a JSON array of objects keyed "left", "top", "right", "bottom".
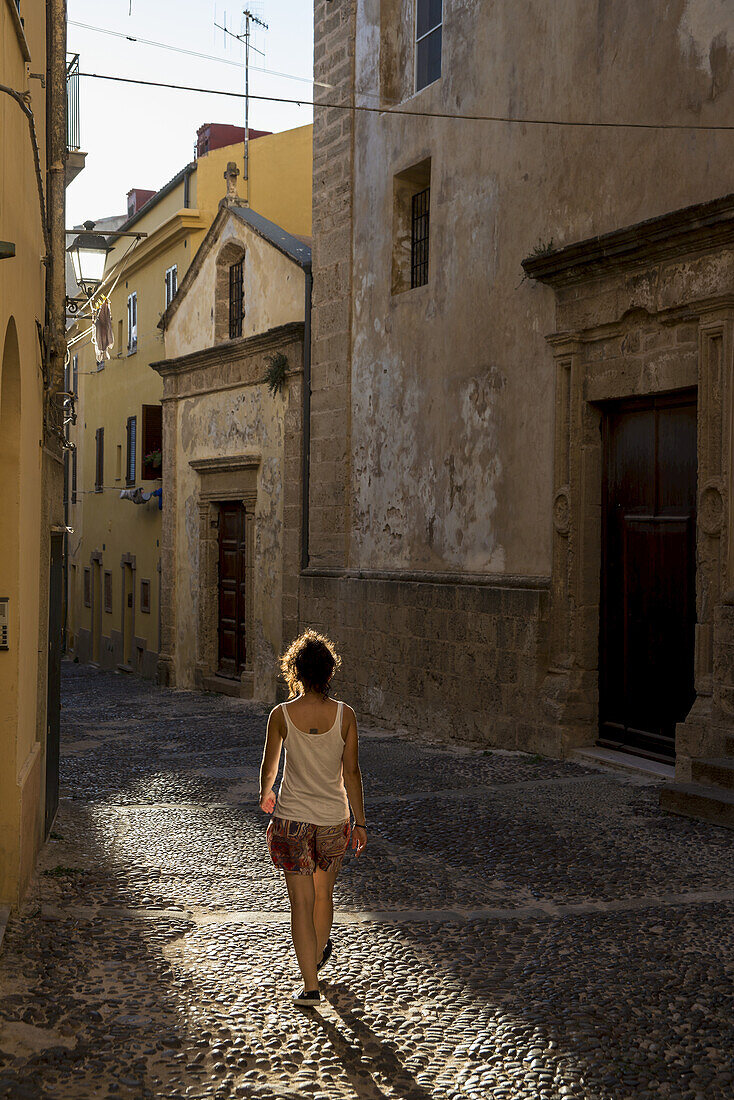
[{"left": 1, "top": 664, "right": 734, "bottom": 1098}]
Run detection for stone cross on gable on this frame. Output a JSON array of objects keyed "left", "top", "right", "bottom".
[{"left": 224, "top": 162, "right": 241, "bottom": 205}]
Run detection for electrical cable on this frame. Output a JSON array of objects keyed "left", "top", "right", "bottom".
[
  {"left": 0, "top": 83, "right": 50, "bottom": 254},
  {"left": 68, "top": 19, "right": 331, "bottom": 88},
  {"left": 77, "top": 69, "right": 734, "bottom": 131}
]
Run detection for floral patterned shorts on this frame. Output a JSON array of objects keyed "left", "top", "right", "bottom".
[{"left": 266, "top": 817, "right": 351, "bottom": 875}]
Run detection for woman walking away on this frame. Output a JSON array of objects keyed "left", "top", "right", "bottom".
[{"left": 259, "top": 630, "right": 367, "bottom": 1007}]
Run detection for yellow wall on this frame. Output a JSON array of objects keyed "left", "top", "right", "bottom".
[
  {"left": 0, "top": 0, "right": 48, "bottom": 904},
  {"left": 68, "top": 124, "right": 312, "bottom": 677}
]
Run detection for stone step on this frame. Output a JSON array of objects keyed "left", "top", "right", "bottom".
[
  {"left": 691, "top": 756, "right": 734, "bottom": 790},
  {"left": 660, "top": 781, "right": 734, "bottom": 829}
]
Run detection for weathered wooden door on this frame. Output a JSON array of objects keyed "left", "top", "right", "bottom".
[
  {"left": 599, "top": 391, "right": 697, "bottom": 760},
  {"left": 217, "top": 502, "right": 247, "bottom": 678}
]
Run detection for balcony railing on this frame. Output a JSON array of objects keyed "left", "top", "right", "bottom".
[{"left": 66, "top": 53, "right": 80, "bottom": 152}]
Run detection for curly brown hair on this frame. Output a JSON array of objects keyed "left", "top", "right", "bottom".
[{"left": 280, "top": 629, "right": 341, "bottom": 698}]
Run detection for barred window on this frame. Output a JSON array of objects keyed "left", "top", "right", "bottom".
[
  {"left": 229, "top": 260, "right": 244, "bottom": 338},
  {"left": 411, "top": 187, "right": 430, "bottom": 288}
]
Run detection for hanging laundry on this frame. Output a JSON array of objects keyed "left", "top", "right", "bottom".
[
  {"left": 119, "top": 487, "right": 152, "bottom": 505},
  {"left": 93, "top": 299, "right": 114, "bottom": 365}
]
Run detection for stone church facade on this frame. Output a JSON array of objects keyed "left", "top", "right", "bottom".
[{"left": 302, "top": 0, "right": 734, "bottom": 815}]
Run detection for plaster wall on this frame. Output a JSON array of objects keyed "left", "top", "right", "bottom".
[
  {"left": 0, "top": 0, "right": 49, "bottom": 903},
  {"left": 346, "top": 0, "right": 734, "bottom": 580},
  {"left": 164, "top": 220, "right": 306, "bottom": 359}
]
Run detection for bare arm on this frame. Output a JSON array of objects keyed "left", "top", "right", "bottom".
[
  {"left": 342, "top": 705, "right": 367, "bottom": 855},
  {"left": 259, "top": 706, "right": 284, "bottom": 813}
]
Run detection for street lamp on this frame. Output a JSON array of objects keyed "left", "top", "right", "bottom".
[{"left": 66, "top": 220, "right": 111, "bottom": 303}]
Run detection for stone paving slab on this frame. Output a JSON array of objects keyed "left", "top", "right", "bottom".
[{"left": 1, "top": 663, "right": 734, "bottom": 1098}]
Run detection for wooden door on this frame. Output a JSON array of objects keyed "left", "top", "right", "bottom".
[
  {"left": 217, "top": 503, "right": 247, "bottom": 678},
  {"left": 599, "top": 391, "right": 697, "bottom": 760}
]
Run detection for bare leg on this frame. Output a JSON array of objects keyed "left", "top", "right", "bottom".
[
  {"left": 313, "top": 865, "right": 338, "bottom": 959},
  {"left": 284, "top": 872, "right": 318, "bottom": 990}
]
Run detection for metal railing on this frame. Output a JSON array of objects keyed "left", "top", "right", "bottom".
[{"left": 66, "top": 53, "right": 80, "bottom": 152}]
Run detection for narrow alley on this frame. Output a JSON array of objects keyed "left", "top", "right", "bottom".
[{"left": 0, "top": 665, "right": 733, "bottom": 1099}]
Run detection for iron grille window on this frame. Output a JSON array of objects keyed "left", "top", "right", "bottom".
[
  {"left": 411, "top": 187, "right": 430, "bottom": 288},
  {"left": 126, "top": 416, "right": 137, "bottom": 486},
  {"left": 229, "top": 260, "right": 244, "bottom": 338},
  {"left": 416, "top": 0, "right": 442, "bottom": 92},
  {"left": 95, "top": 427, "right": 104, "bottom": 492}
]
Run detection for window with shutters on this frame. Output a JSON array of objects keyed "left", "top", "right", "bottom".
[
  {"left": 95, "top": 427, "right": 104, "bottom": 492},
  {"left": 165, "top": 265, "right": 178, "bottom": 308},
  {"left": 415, "top": 0, "right": 442, "bottom": 92},
  {"left": 141, "top": 404, "right": 163, "bottom": 480},
  {"left": 229, "top": 260, "right": 244, "bottom": 338},
  {"left": 104, "top": 571, "right": 113, "bottom": 614},
  {"left": 140, "top": 579, "right": 151, "bottom": 614},
  {"left": 127, "top": 292, "right": 137, "bottom": 353},
  {"left": 83, "top": 567, "right": 91, "bottom": 608},
  {"left": 126, "top": 416, "right": 137, "bottom": 486}
]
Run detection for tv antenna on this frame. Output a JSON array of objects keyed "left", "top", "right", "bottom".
[{"left": 214, "top": 9, "right": 269, "bottom": 204}]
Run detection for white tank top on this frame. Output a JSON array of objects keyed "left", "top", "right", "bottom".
[{"left": 274, "top": 700, "right": 351, "bottom": 826}]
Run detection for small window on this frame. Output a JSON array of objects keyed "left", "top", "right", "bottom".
[
  {"left": 165, "top": 265, "right": 178, "bottom": 308},
  {"left": 140, "top": 579, "right": 151, "bottom": 614},
  {"left": 103, "top": 571, "right": 113, "bottom": 613},
  {"left": 126, "top": 416, "right": 137, "bottom": 486},
  {"left": 71, "top": 448, "right": 77, "bottom": 504},
  {"left": 83, "top": 567, "right": 91, "bottom": 608},
  {"left": 141, "top": 404, "right": 163, "bottom": 480},
  {"left": 127, "top": 292, "right": 137, "bottom": 353},
  {"left": 72, "top": 353, "right": 78, "bottom": 396},
  {"left": 229, "top": 260, "right": 244, "bottom": 338},
  {"left": 416, "top": 0, "right": 442, "bottom": 92},
  {"left": 95, "top": 427, "right": 104, "bottom": 492},
  {"left": 116, "top": 444, "right": 122, "bottom": 481},
  {"left": 392, "top": 159, "right": 431, "bottom": 294}
]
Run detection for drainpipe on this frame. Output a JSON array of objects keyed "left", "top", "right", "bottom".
[{"left": 301, "top": 265, "right": 312, "bottom": 571}]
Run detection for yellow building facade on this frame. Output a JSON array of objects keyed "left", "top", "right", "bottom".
[
  {"left": 1, "top": 0, "right": 68, "bottom": 906},
  {"left": 67, "top": 125, "right": 312, "bottom": 679}
]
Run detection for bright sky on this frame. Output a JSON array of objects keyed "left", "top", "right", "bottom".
[{"left": 66, "top": 0, "right": 314, "bottom": 226}]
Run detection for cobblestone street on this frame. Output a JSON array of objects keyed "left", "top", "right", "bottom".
[{"left": 1, "top": 664, "right": 734, "bottom": 1099}]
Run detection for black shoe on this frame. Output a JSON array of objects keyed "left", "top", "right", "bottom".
[
  {"left": 317, "top": 938, "right": 333, "bottom": 972},
  {"left": 293, "top": 988, "right": 321, "bottom": 1007}
]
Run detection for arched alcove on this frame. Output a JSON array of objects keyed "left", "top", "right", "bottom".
[
  {"left": 214, "top": 240, "right": 246, "bottom": 343},
  {"left": 0, "top": 316, "right": 22, "bottom": 727}
]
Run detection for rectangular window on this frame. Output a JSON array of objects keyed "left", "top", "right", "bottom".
[
  {"left": 416, "top": 0, "right": 442, "bottom": 92},
  {"left": 141, "top": 403, "right": 163, "bottom": 480},
  {"left": 116, "top": 444, "right": 122, "bottom": 481},
  {"left": 103, "top": 571, "right": 113, "bottom": 614},
  {"left": 411, "top": 187, "right": 430, "bottom": 288},
  {"left": 71, "top": 447, "right": 77, "bottom": 504},
  {"left": 127, "top": 292, "right": 137, "bottom": 353},
  {"left": 72, "top": 353, "right": 78, "bottom": 396},
  {"left": 165, "top": 265, "right": 178, "bottom": 308},
  {"left": 126, "top": 416, "right": 137, "bottom": 486},
  {"left": 392, "top": 158, "right": 431, "bottom": 295},
  {"left": 229, "top": 260, "right": 244, "bottom": 338},
  {"left": 140, "top": 579, "right": 151, "bottom": 614},
  {"left": 95, "top": 427, "right": 104, "bottom": 492},
  {"left": 83, "top": 567, "right": 91, "bottom": 608}
]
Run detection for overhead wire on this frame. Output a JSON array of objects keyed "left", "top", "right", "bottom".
[{"left": 76, "top": 69, "right": 734, "bottom": 131}]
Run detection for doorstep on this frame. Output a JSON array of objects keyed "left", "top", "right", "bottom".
[{"left": 572, "top": 745, "right": 675, "bottom": 782}]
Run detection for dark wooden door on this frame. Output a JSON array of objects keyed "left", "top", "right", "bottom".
[
  {"left": 45, "top": 532, "right": 63, "bottom": 836},
  {"left": 217, "top": 503, "right": 247, "bottom": 678},
  {"left": 599, "top": 391, "right": 697, "bottom": 761}
]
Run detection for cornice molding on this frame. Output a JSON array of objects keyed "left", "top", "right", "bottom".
[
  {"left": 151, "top": 321, "right": 305, "bottom": 377},
  {"left": 522, "top": 192, "right": 734, "bottom": 287}
]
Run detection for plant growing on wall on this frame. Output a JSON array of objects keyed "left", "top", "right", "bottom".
[
  {"left": 143, "top": 449, "right": 162, "bottom": 469},
  {"left": 264, "top": 351, "right": 289, "bottom": 397}
]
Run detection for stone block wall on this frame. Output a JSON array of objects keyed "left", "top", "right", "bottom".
[
  {"left": 300, "top": 574, "right": 559, "bottom": 751},
  {"left": 309, "top": 0, "right": 356, "bottom": 567}
]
